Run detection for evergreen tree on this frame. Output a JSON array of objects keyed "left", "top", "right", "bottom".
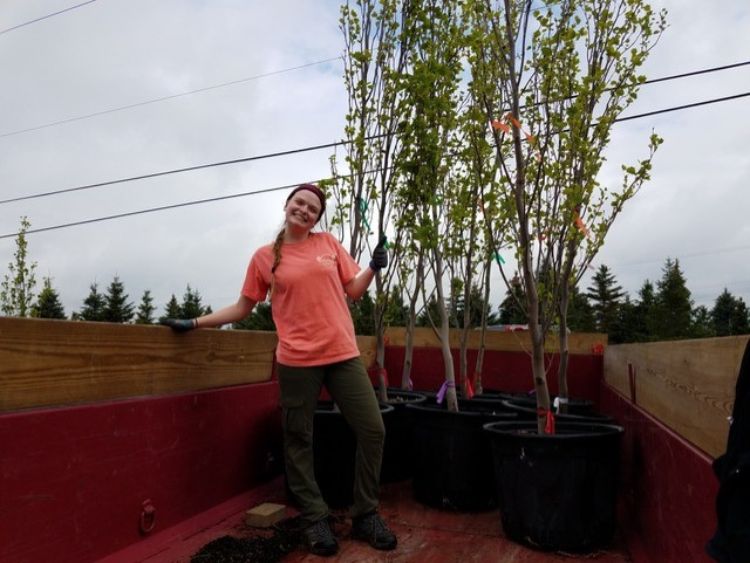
[
  {"left": 350, "top": 290, "right": 376, "bottom": 336},
  {"left": 690, "top": 305, "right": 715, "bottom": 338},
  {"left": 711, "top": 289, "right": 749, "bottom": 337},
  {"left": 233, "top": 301, "right": 276, "bottom": 331},
  {"left": 711, "top": 289, "right": 736, "bottom": 337},
  {"left": 636, "top": 280, "right": 658, "bottom": 341},
  {"left": 180, "top": 285, "right": 210, "bottom": 318},
  {"left": 732, "top": 298, "right": 750, "bottom": 335},
  {"left": 610, "top": 296, "right": 639, "bottom": 343},
  {"left": 160, "top": 294, "right": 181, "bottom": 322},
  {"left": 456, "top": 284, "right": 499, "bottom": 329},
  {"left": 135, "top": 290, "right": 156, "bottom": 324},
  {"left": 383, "top": 285, "right": 408, "bottom": 327},
  {"left": 1, "top": 216, "right": 37, "bottom": 317},
  {"left": 417, "top": 294, "right": 442, "bottom": 327},
  {"left": 586, "top": 265, "right": 625, "bottom": 335},
  {"left": 31, "top": 276, "right": 66, "bottom": 319},
  {"left": 653, "top": 258, "right": 693, "bottom": 340},
  {"left": 79, "top": 283, "right": 106, "bottom": 321},
  {"left": 567, "top": 285, "right": 596, "bottom": 333},
  {"left": 498, "top": 275, "right": 527, "bottom": 325},
  {"left": 102, "top": 276, "right": 134, "bottom": 323}
]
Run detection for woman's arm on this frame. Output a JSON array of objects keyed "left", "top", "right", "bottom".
[
  {"left": 195, "top": 294, "right": 257, "bottom": 328},
  {"left": 344, "top": 266, "right": 376, "bottom": 301}
]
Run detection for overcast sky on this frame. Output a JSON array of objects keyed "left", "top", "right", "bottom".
[{"left": 1, "top": 0, "right": 748, "bottom": 320}]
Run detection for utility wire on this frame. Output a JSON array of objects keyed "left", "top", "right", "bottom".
[
  {"left": 0, "top": 167, "right": 392, "bottom": 240},
  {"left": 2, "top": 88, "right": 748, "bottom": 208},
  {"left": 0, "top": 1, "right": 97, "bottom": 35},
  {"left": 0, "top": 56, "right": 343, "bottom": 139},
  {"left": 2, "top": 58, "right": 745, "bottom": 140},
  {"left": 0, "top": 134, "right": 386, "bottom": 206}
]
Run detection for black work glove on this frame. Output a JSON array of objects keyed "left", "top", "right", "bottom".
[
  {"left": 369, "top": 236, "right": 388, "bottom": 271},
  {"left": 160, "top": 318, "right": 197, "bottom": 332}
]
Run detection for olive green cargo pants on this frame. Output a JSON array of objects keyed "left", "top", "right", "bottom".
[{"left": 277, "top": 357, "right": 385, "bottom": 523}]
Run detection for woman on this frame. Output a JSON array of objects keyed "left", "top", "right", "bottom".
[{"left": 162, "top": 183, "right": 396, "bottom": 557}]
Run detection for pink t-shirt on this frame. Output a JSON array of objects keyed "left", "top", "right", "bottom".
[{"left": 241, "top": 232, "right": 361, "bottom": 367}]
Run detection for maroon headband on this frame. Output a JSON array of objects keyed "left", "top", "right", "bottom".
[{"left": 286, "top": 183, "right": 326, "bottom": 221}]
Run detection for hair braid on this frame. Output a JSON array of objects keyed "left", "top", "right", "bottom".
[{"left": 270, "top": 228, "right": 285, "bottom": 298}]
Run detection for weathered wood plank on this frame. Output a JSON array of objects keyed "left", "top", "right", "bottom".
[
  {"left": 383, "top": 326, "right": 607, "bottom": 355},
  {"left": 604, "top": 336, "right": 749, "bottom": 458},
  {"left": 0, "top": 317, "right": 278, "bottom": 412}
]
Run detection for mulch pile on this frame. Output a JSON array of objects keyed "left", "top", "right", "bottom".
[{"left": 190, "top": 516, "right": 305, "bottom": 563}]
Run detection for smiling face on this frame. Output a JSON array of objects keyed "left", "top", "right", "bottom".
[{"left": 284, "top": 189, "right": 322, "bottom": 233}]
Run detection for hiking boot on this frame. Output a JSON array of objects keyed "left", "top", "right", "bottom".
[
  {"left": 351, "top": 511, "right": 398, "bottom": 551},
  {"left": 302, "top": 517, "right": 339, "bottom": 557}
]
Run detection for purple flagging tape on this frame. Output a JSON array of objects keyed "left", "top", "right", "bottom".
[{"left": 436, "top": 380, "right": 456, "bottom": 404}]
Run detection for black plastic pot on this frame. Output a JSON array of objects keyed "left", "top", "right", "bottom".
[
  {"left": 375, "top": 388, "right": 428, "bottom": 483},
  {"left": 500, "top": 399, "right": 615, "bottom": 424},
  {"left": 407, "top": 401, "right": 516, "bottom": 511},
  {"left": 313, "top": 401, "right": 394, "bottom": 508},
  {"left": 484, "top": 420, "right": 624, "bottom": 552}
]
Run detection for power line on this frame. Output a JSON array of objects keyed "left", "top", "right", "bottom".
[
  {"left": 0, "top": 134, "right": 386, "bottom": 206},
  {"left": 0, "top": 166, "right": 392, "bottom": 240},
  {"left": 3, "top": 87, "right": 748, "bottom": 208},
  {"left": 2, "top": 59, "right": 746, "bottom": 141},
  {"left": 0, "top": 1, "right": 97, "bottom": 35},
  {"left": 0, "top": 182, "right": 298, "bottom": 240},
  {"left": 0, "top": 56, "right": 343, "bottom": 139}
]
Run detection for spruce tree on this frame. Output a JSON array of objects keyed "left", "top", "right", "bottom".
[
  {"left": 179, "top": 285, "right": 210, "bottom": 319},
  {"left": 79, "top": 283, "right": 106, "bottom": 321},
  {"left": 160, "top": 294, "right": 181, "bottom": 322},
  {"left": 498, "top": 275, "right": 527, "bottom": 325},
  {"left": 567, "top": 286, "right": 596, "bottom": 333},
  {"left": 586, "top": 265, "right": 625, "bottom": 335},
  {"left": 690, "top": 305, "right": 715, "bottom": 338},
  {"left": 102, "top": 276, "right": 134, "bottom": 323},
  {"left": 383, "top": 285, "right": 408, "bottom": 327},
  {"left": 350, "top": 290, "right": 376, "bottom": 336},
  {"left": 653, "top": 258, "right": 693, "bottom": 340},
  {"left": 732, "top": 298, "right": 750, "bottom": 335},
  {"left": 31, "top": 277, "right": 66, "bottom": 319},
  {"left": 1, "top": 216, "right": 37, "bottom": 317},
  {"left": 636, "top": 280, "right": 658, "bottom": 341},
  {"left": 135, "top": 290, "right": 156, "bottom": 324},
  {"left": 233, "top": 301, "right": 276, "bottom": 331},
  {"left": 711, "top": 289, "right": 736, "bottom": 337}
]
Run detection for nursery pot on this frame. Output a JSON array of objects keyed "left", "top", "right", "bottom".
[
  {"left": 407, "top": 401, "right": 516, "bottom": 511},
  {"left": 312, "top": 401, "right": 394, "bottom": 509},
  {"left": 484, "top": 420, "right": 624, "bottom": 552},
  {"left": 500, "top": 399, "right": 615, "bottom": 424},
  {"left": 375, "top": 388, "right": 428, "bottom": 483}
]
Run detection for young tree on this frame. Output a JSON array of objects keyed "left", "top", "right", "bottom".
[
  {"left": 330, "top": 0, "right": 413, "bottom": 400},
  {"left": 586, "top": 265, "right": 625, "bottom": 334},
  {"left": 31, "top": 277, "right": 66, "bottom": 319},
  {"left": 78, "top": 283, "right": 106, "bottom": 321},
  {"left": 466, "top": 0, "right": 665, "bottom": 429},
  {"left": 1, "top": 216, "right": 37, "bottom": 317},
  {"left": 135, "top": 290, "right": 156, "bottom": 324},
  {"left": 102, "top": 276, "right": 134, "bottom": 323}
]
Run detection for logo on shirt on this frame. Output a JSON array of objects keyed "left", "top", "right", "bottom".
[{"left": 317, "top": 253, "right": 337, "bottom": 269}]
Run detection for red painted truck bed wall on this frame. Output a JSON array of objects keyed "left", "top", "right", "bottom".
[
  {"left": 384, "top": 346, "right": 603, "bottom": 403},
  {"left": 0, "top": 382, "right": 281, "bottom": 563},
  {"left": 600, "top": 384, "right": 718, "bottom": 563}
]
